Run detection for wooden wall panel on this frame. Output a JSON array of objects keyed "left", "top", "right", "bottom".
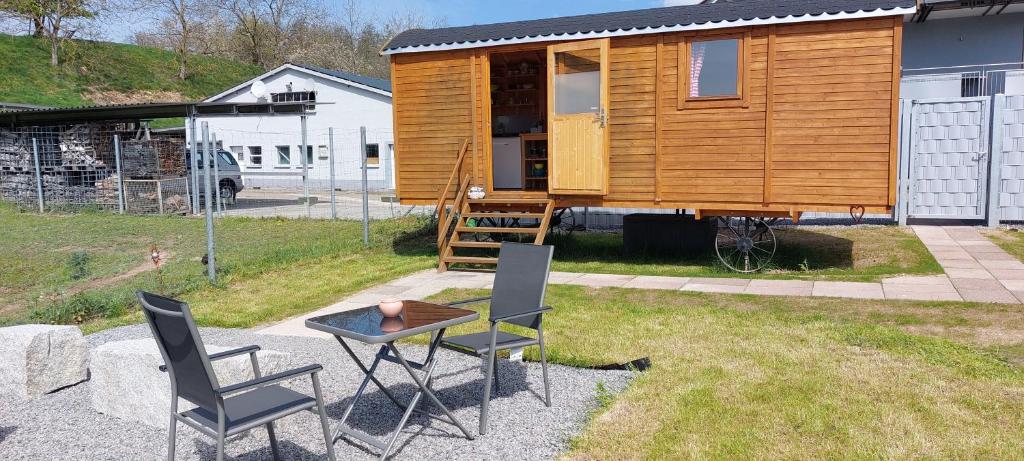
[
  {"left": 606, "top": 35, "right": 658, "bottom": 202},
  {"left": 657, "top": 27, "right": 769, "bottom": 205},
  {"left": 392, "top": 50, "right": 476, "bottom": 203},
  {"left": 768, "top": 18, "right": 897, "bottom": 207}
]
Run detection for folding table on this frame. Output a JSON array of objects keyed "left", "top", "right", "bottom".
[{"left": 305, "top": 300, "right": 479, "bottom": 460}]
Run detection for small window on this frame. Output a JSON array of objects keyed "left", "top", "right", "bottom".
[
  {"left": 368, "top": 144, "right": 385, "bottom": 166},
  {"left": 229, "top": 146, "right": 243, "bottom": 161},
  {"left": 271, "top": 91, "right": 316, "bottom": 103},
  {"left": 679, "top": 32, "right": 748, "bottom": 109},
  {"left": 298, "top": 145, "right": 314, "bottom": 165},
  {"left": 317, "top": 145, "right": 328, "bottom": 160},
  {"left": 248, "top": 146, "right": 262, "bottom": 165},
  {"left": 276, "top": 145, "right": 291, "bottom": 165}
]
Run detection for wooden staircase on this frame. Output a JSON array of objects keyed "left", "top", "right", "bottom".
[{"left": 435, "top": 140, "right": 554, "bottom": 271}]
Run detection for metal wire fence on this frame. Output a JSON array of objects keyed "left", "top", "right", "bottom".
[{"left": 0, "top": 123, "right": 427, "bottom": 222}]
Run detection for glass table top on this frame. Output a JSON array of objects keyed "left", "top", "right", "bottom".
[{"left": 305, "top": 300, "right": 479, "bottom": 343}]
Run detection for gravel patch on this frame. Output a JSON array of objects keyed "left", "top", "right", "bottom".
[{"left": 0, "top": 325, "right": 633, "bottom": 460}]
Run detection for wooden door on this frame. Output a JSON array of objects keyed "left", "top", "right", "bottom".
[{"left": 547, "top": 39, "right": 610, "bottom": 195}]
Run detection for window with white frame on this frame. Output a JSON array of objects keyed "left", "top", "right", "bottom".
[
  {"left": 365, "top": 143, "right": 380, "bottom": 167},
  {"left": 317, "top": 145, "right": 328, "bottom": 160},
  {"left": 277, "top": 145, "right": 291, "bottom": 165},
  {"left": 248, "top": 146, "right": 262, "bottom": 165},
  {"left": 297, "top": 145, "right": 313, "bottom": 165},
  {"left": 229, "top": 146, "right": 243, "bottom": 162}
]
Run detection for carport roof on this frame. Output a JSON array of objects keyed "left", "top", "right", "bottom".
[{"left": 0, "top": 101, "right": 314, "bottom": 127}]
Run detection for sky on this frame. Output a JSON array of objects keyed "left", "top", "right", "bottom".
[{"left": 88, "top": 0, "right": 702, "bottom": 43}]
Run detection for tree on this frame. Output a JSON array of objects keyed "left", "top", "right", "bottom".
[
  {"left": 0, "top": 0, "right": 98, "bottom": 66},
  {"left": 129, "top": 0, "right": 209, "bottom": 80},
  {"left": 217, "top": 0, "right": 314, "bottom": 69}
]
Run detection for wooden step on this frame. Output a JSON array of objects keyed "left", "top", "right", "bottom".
[
  {"left": 442, "top": 256, "right": 499, "bottom": 265},
  {"left": 463, "top": 212, "right": 547, "bottom": 219},
  {"left": 448, "top": 240, "right": 502, "bottom": 249},
  {"left": 468, "top": 198, "right": 551, "bottom": 205},
  {"left": 455, "top": 226, "right": 541, "bottom": 233}
]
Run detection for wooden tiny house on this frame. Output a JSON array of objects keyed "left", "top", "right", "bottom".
[{"left": 383, "top": 0, "right": 917, "bottom": 270}]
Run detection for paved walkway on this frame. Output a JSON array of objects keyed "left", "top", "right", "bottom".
[
  {"left": 257, "top": 226, "right": 1024, "bottom": 337},
  {"left": 911, "top": 226, "right": 1024, "bottom": 303}
]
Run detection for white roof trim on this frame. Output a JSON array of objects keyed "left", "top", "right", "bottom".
[
  {"left": 383, "top": 7, "right": 916, "bottom": 55},
  {"left": 205, "top": 63, "right": 391, "bottom": 102}
]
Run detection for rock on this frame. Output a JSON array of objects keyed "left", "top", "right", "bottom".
[
  {"left": 0, "top": 324, "right": 89, "bottom": 398},
  {"left": 89, "top": 339, "right": 292, "bottom": 429}
]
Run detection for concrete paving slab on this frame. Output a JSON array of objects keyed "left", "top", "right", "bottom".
[
  {"left": 883, "top": 288, "right": 962, "bottom": 301},
  {"left": 989, "top": 269, "right": 1024, "bottom": 281},
  {"left": 812, "top": 281, "right": 885, "bottom": 299},
  {"left": 935, "top": 259, "right": 986, "bottom": 269},
  {"left": 950, "top": 278, "right": 1009, "bottom": 291},
  {"left": 682, "top": 278, "right": 750, "bottom": 294},
  {"left": 568, "top": 273, "right": 638, "bottom": 288},
  {"left": 882, "top": 275, "right": 956, "bottom": 286},
  {"left": 744, "top": 280, "right": 813, "bottom": 296},
  {"left": 622, "top": 275, "right": 689, "bottom": 290},
  {"left": 958, "top": 289, "right": 1019, "bottom": 304},
  {"left": 943, "top": 268, "right": 995, "bottom": 279},
  {"left": 979, "top": 259, "right": 1024, "bottom": 270},
  {"left": 548, "top": 272, "right": 584, "bottom": 284},
  {"left": 1000, "top": 280, "right": 1024, "bottom": 291}
]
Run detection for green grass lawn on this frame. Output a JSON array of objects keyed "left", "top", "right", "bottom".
[
  {"left": 546, "top": 225, "right": 941, "bottom": 282},
  {"left": 0, "top": 34, "right": 262, "bottom": 107},
  {"left": 426, "top": 287, "right": 1024, "bottom": 459},
  {"left": 0, "top": 203, "right": 435, "bottom": 330},
  {"left": 983, "top": 228, "right": 1024, "bottom": 262}
]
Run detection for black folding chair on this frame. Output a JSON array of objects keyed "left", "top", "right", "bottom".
[
  {"left": 137, "top": 291, "right": 337, "bottom": 461},
  {"left": 440, "top": 242, "right": 554, "bottom": 435}
]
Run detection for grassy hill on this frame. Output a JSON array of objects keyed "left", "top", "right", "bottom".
[{"left": 0, "top": 34, "right": 263, "bottom": 107}]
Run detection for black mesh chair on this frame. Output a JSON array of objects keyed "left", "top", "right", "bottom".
[
  {"left": 137, "top": 291, "right": 337, "bottom": 461},
  {"left": 440, "top": 242, "right": 554, "bottom": 435}
]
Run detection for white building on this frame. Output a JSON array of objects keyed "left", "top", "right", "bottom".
[{"left": 197, "top": 63, "right": 395, "bottom": 191}]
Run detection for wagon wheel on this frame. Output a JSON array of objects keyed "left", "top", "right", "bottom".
[
  {"left": 472, "top": 216, "right": 523, "bottom": 242},
  {"left": 550, "top": 207, "right": 581, "bottom": 236},
  {"left": 715, "top": 217, "right": 777, "bottom": 273}
]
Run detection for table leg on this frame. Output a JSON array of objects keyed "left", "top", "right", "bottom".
[
  {"left": 387, "top": 342, "right": 475, "bottom": 440},
  {"left": 335, "top": 337, "right": 407, "bottom": 408}
]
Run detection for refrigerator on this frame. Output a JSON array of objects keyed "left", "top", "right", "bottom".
[{"left": 492, "top": 137, "right": 523, "bottom": 189}]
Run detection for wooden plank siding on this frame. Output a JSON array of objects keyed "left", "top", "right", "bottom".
[
  {"left": 390, "top": 17, "right": 900, "bottom": 213},
  {"left": 767, "top": 17, "right": 897, "bottom": 207}
]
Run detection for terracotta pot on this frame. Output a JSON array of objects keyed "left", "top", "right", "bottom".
[
  {"left": 379, "top": 298, "right": 404, "bottom": 317},
  {"left": 380, "top": 317, "right": 405, "bottom": 333}
]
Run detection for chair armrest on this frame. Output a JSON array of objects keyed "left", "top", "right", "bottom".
[
  {"left": 492, "top": 306, "right": 551, "bottom": 323},
  {"left": 445, "top": 296, "right": 491, "bottom": 307},
  {"left": 215, "top": 363, "right": 323, "bottom": 397},
  {"left": 158, "top": 345, "right": 261, "bottom": 372}
]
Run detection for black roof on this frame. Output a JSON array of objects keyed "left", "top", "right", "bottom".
[
  {"left": 384, "top": 0, "right": 916, "bottom": 53},
  {"left": 291, "top": 63, "right": 391, "bottom": 93}
]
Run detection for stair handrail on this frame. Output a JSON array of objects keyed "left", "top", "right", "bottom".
[
  {"left": 435, "top": 139, "right": 471, "bottom": 220},
  {"left": 438, "top": 174, "right": 472, "bottom": 249}
]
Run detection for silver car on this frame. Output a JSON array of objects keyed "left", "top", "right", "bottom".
[{"left": 185, "top": 149, "right": 244, "bottom": 204}]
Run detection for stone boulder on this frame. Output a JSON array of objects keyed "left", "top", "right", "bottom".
[
  {"left": 89, "top": 339, "right": 291, "bottom": 428},
  {"left": 0, "top": 324, "right": 89, "bottom": 398}
]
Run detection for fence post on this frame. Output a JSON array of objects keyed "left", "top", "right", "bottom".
[
  {"left": 212, "top": 133, "right": 223, "bottom": 216},
  {"left": 328, "top": 127, "right": 337, "bottom": 220},
  {"left": 113, "top": 135, "right": 125, "bottom": 214},
  {"left": 31, "top": 138, "right": 44, "bottom": 213},
  {"left": 361, "top": 126, "right": 369, "bottom": 247},
  {"left": 300, "top": 115, "right": 310, "bottom": 218},
  {"left": 202, "top": 122, "right": 216, "bottom": 283},
  {"left": 156, "top": 180, "right": 164, "bottom": 215},
  {"left": 988, "top": 94, "right": 1006, "bottom": 227},
  {"left": 189, "top": 116, "right": 201, "bottom": 215}
]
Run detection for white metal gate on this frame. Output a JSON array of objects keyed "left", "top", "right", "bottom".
[{"left": 907, "top": 97, "right": 991, "bottom": 219}]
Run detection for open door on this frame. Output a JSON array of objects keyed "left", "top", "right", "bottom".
[{"left": 547, "top": 39, "right": 610, "bottom": 195}]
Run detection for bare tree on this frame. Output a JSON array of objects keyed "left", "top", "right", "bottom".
[
  {"left": 0, "top": 0, "right": 100, "bottom": 66},
  {"left": 217, "top": 0, "right": 315, "bottom": 69},
  {"left": 127, "top": 0, "right": 209, "bottom": 80}
]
